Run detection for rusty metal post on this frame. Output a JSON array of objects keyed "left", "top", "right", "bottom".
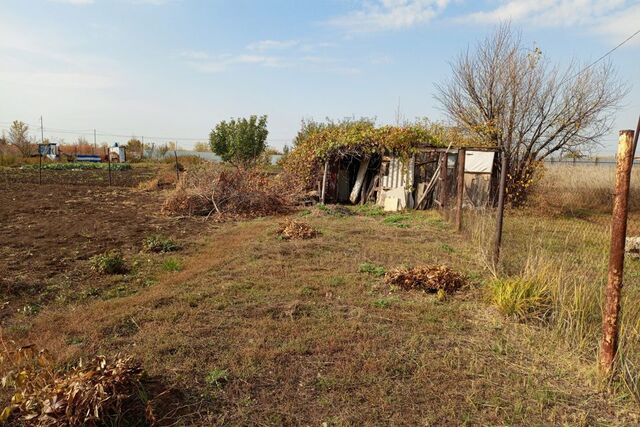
[
  {"left": 600, "top": 129, "right": 635, "bottom": 375},
  {"left": 493, "top": 151, "right": 507, "bottom": 265},
  {"left": 455, "top": 148, "right": 466, "bottom": 232},
  {"left": 321, "top": 160, "right": 328, "bottom": 204}
]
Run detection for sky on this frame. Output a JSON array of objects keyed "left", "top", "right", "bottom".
[{"left": 0, "top": 0, "right": 639, "bottom": 153}]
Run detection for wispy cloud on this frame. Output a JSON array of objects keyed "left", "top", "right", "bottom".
[
  {"left": 47, "top": 0, "right": 94, "bottom": 5},
  {"left": 461, "top": 0, "right": 631, "bottom": 27},
  {"left": 246, "top": 39, "right": 299, "bottom": 51},
  {"left": 328, "top": 0, "right": 452, "bottom": 33},
  {"left": 181, "top": 51, "right": 286, "bottom": 73}
]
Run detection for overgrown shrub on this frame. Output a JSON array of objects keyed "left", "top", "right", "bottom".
[
  {"left": 162, "top": 164, "right": 303, "bottom": 219},
  {"left": 143, "top": 235, "right": 179, "bottom": 253},
  {"left": 0, "top": 343, "right": 149, "bottom": 426},
  {"left": 90, "top": 250, "right": 127, "bottom": 275}
]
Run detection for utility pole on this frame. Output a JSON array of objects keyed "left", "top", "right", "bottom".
[
  {"left": 141, "top": 136, "right": 144, "bottom": 160},
  {"left": 40, "top": 116, "right": 44, "bottom": 143},
  {"left": 94, "top": 129, "right": 97, "bottom": 154}
]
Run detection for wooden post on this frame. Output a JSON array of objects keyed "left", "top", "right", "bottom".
[
  {"left": 320, "top": 160, "right": 328, "bottom": 204},
  {"left": 600, "top": 129, "right": 635, "bottom": 375},
  {"left": 438, "top": 152, "right": 448, "bottom": 209},
  {"left": 493, "top": 151, "right": 507, "bottom": 265},
  {"left": 455, "top": 148, "right": 466, "bottom": 232},
  {"left": 38, "top": 148, "right": 42, "bottom": 185},
  {"left": 174, "top": 150, "right": 180, "bottom": 182}
]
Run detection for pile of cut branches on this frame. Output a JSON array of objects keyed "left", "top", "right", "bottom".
[
  {"left": 276, "top": 219, "right": 319, "bottom": 240},
  {"left": 1, "top": 344, "right": 149, "bottom": 426},
  {"left": 162, "top": 165, "right": 304, "bottom": 219},
  {"left": 384, "top": 265, "right": 467, "bottom": 293}
]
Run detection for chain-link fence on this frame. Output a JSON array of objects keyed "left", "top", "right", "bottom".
[{"left": 445, "top": 130, "right": 640, "bottom": 398}]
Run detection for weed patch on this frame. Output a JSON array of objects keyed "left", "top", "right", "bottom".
[
  {"left": 143, "top": 234, "right": 180, "bottom": 253},
  {"left": 383, "top": 214, "right": 410, "bottom": 228},
  {"left": 90, "top": 250, "right": 127, "bottom": 275},
  {"left": 359, "top": 262, "right": 386, "bottom": 277},
  {"left": 162, "top": 258, "right": 183, "bottom": 272}
]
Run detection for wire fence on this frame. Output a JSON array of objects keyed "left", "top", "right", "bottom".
[{"left": 442, "top": 129, "right": 640, "bottom": 398}]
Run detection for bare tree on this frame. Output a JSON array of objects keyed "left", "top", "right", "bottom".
[
  {"left": 8, "top": 120, "right": 33, "bottom": 157},
  {"left": 435, "top": 24, "right": 628, "bottom": 205}
]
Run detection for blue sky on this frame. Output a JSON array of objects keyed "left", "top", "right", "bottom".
[{"left": 1, "top": 0, "right": 638, "bottom": 153}]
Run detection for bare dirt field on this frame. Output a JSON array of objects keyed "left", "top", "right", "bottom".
[{"left": 0, "top": 171, "right": 208, "bottom": 328}]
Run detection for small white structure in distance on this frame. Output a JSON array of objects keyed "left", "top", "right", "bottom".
[{"left": 109, "top": 143, "right": 126, "bottom": 163}]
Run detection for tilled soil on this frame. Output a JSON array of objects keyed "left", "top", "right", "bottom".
[{"left": 0, "top": 177, "right": 204, "bottom": 325}]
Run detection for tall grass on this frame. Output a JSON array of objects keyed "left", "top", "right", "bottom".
[
  {"left": 468, "top": 162, "right": 640, "bottom": 400},
  {"left": 533, "top": 164, "right": 640, "bottom": 214}
]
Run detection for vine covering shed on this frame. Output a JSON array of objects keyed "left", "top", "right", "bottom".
[{"left": 284, "top": 120, "right": 500, "bottom": 211}]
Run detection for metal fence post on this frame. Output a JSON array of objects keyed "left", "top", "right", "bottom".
[
  {"left": 493, "top": 151, "right": 507, "bottom": 265},
  {"left": 107, "top": 146, "right": 112, "bottom": 186},
  {"left": 600, "top": 129, "right": 635, "bottom": 375},
  {"left": 455, "top": 148, "right": 466, "bottom": 232},
  {"left": 38, "top": 150, "right": 42, "bottom": 185}
]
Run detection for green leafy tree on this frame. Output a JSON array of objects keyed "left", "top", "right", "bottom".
[{"left": 209, "top": 115, "right": 268, "bottom": 167}]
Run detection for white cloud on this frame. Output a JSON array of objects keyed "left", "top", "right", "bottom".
[
  {"left": 246, "top": 39, "right": 299, "bottom": 51},
  {"left": 328, "top": 0, "right": 452, "bottom": 32},
  {"left": 182, "top": 51, "right": 286, "bottom": 73},
  {"left": 48, "top": 0, "right": 94, "bottom": 4},
  {"left": 462, "top": 0, "right": 631, "bottom": 28}
]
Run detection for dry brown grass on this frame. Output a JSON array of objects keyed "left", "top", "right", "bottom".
[
  {"left": 531, "top": 163, "right": 640, "bottom": 215},
  {"left": 4, "top": 208, "right": 638, "bottom": 425}
]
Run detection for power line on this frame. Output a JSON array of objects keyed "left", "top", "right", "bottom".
[{"left": 569, "top": 27, "right": 640, "bottom": 80}]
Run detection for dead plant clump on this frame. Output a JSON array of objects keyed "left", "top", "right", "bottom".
[
  {"left": 161, "top": 165, "right": 303, "bottom": 219},
  {"left": 276, "top": 219, "right": 319, "bottom": 240},
  {"left": 1, "top": 344, "right": 151, "bottom": 426},
  {"left": 384, "top": 265, "right": 467, "bottom": 293}
]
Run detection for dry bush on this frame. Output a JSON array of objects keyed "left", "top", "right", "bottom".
[
  {"left": 0, "top": 343, "right": 150, "bottom": 426},
  {"left": 162, "top": 165, "right": 303, "bottom": 219},
  {"left": 385, "top": 265, "right": 467, "bottom": 293},
  {"left": 138, "top": 167, "right": 178, "bottom": 191},
  {"left": 531, "top": 164, "right": 640, "bottom": 215},
  {"left": 276, "top": 219, "right": 319, "bottom": 240}
]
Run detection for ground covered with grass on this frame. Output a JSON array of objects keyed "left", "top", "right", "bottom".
[{"left": 5, "top": 204, "right": 639, "bottom": 425}]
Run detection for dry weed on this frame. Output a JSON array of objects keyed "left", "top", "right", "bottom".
[
  {"left": 385, "top": 265, "right": 467, "bottom": 293},
  {"left": 162, "top": 165, "right": 303, "bottom": 219},
  {"left": 1, "top": 342, "right": 148, "bottom": 426},
  {"left": 276, "top": 219, "right": 319, "bottom": 240}
]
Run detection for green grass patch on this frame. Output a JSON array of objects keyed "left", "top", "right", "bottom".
[
  {"left": 26, "top": 162, "right": 132, "bottom": 171},
  {"left": 359, "top": 262, "right": 386, "bottom": 277},
  {"left": 206, "top": 369, "right": 229, "bottom": 388},
  {"left": 383, "top": 214, "right": 410, "bottom": 228},
  {"left": 162, "top": 258, "right": 183, "bottom": 272},
  {"left": 143, "top": 234, "right": 180, "bottom": 253}
]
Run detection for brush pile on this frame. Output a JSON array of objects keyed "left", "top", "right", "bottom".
[
  {"left": 384, "top": 265, "right": 467, "bottom": 293},
  {"left": 276, "top": 219, "right": 319, "bottom": 240},
  {"left": 1, "top": 345, "right": 148, "bottom": 426},
  {"left": 162, "top": 165, "right": 304, "bottom": 219}
]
